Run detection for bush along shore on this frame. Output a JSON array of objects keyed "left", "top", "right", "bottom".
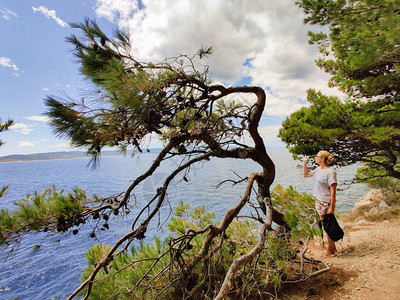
[{"left": 279, "top": 188, "right": 400, "bottom": 300}]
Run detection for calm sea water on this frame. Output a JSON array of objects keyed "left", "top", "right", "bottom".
[{"left": 0, "top": 148, "right": 368, "bottom": 299}]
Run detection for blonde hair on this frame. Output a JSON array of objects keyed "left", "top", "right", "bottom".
[{"left": 318, "top": 150, "right": 334, "bottom": 165}]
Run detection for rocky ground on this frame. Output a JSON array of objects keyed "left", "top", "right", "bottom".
[{"left": 280, "top": 189, "right": 400, "bottom": 300}]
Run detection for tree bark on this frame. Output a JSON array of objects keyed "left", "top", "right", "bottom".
[{"left": 214, "top": 197, "right": 273, "bottom": 300}]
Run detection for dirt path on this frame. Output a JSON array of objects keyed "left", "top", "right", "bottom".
[{"left": 281, "top": 218, "right": 400, "bottom": 299}]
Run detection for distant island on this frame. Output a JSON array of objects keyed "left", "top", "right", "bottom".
[{"left": 0, "top": 149, "right": 163, "bottom": 163}]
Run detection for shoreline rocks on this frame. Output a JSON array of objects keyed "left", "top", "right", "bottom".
[{"left": 349, "top": 188, "right": 400, "bottom": 222}]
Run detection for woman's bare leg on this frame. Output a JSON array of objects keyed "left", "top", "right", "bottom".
[
  {"left": 319, "top": 213, "right": 337, "bottom": 256},
  {"left": 325, "top": 234, "right": 337, "bottom": 255}
]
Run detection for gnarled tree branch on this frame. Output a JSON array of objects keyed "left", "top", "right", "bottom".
[{"left": 215, "top": 196, "right": 273, "bottom": 300}]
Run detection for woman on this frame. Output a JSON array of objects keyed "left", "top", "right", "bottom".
[{"left": 303, "top": 150, "right": 337, "bottom": 257}]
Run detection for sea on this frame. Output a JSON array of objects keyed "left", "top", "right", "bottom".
[{"left": 0, "top": 147, "right": 368, "bottom": 299}]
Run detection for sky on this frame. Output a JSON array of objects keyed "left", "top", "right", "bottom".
[{"left": 0, "top": 0, "right": 344, "bottom": 156}]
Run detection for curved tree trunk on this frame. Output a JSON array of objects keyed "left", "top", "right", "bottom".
[{"left": 214, "top": 197, "right": 273, "bottom": 300}]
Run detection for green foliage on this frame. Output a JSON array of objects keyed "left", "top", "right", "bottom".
[
  {"left": 271, "top": 185, "right": 322, "bottom": 239},
  {"left": 81, "top": 202, "right": 218, "bottom": 299},
  {"left": 356, "top": 161, "right": 400, "bottom": 192},
  {"left": 288, "top": 1, "right": 400, "bottom": 185},
  {"left": 0, "top": 186, "right": 87, "bottom": 244},
  {"left": 279, "top": 90, "right": 353, "bottom": 157},
  {"left": 80, "top": 188, "right": 323, "bottom": 299},
  {"left": 196, "top": 46, "right": 213, "bottom": 59},
  {"left": 0, "top": 118, "right": 13, "bottom": 148},
  {"left": 297, "top": 0, "right": 400, "bottom": 99},
  {"left": 279, "top": 89, "right": 400, "bottom": 181},
  {"left": 45, "top": 19, "right": 247, "bottom": 162},
  {"left": 0, "top": 185, "right": 8, "bottom": 198},
  {"left": 296, "top": 0, "right": 347, "bottom": 25},
  {"left": 37, "top": 17, "right": 329, "bottom": 299},
  {"left": 167, "top": 201, "right": 216, "bottom": 235}
]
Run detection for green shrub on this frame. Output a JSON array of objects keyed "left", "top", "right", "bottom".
[
  {"left": 0, "top": 186, "right": 87, "bottom": 244},
  {"left": 80, "top": 185, "right": 325, "bottom": 299}
]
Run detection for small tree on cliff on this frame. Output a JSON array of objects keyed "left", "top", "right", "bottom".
[
  {"left": 1, "top": 19, "right": 327, "bottom": 299},
  {"left": 0, "top": 118, "right": 13, "bottom": 148},
  {"left": 0, "top": 118, "right": 13, "bottom": 198},
  {"left": 279, "top": 0, "right": 400, "bottom": 185}
]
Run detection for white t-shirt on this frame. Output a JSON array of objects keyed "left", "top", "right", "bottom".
[{"left": 310, "top": 167, "right": 337, "bottom": 203}]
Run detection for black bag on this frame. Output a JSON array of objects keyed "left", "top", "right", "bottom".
[{"left": 322, "top": 213, "right": 344, "bottom": 242}]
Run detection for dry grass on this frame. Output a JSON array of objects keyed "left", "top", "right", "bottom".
[{"left": 278, "top": 266, "right": 357, "bottom": 300}]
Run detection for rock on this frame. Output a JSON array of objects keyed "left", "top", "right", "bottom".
[
  {"left": 364, "top": 206, "right": 390, "bottom": 219},
  {"left": 353, "top": 197, "right": 374, "bottom": 211},
  {"left": 349, "top": 188, "right": 400, "bottom": 222},
  {"left": 353, "top": 188, "right": 399, "bottom": 212},
  {"left": 379, "top": 207, "right": 390, "bottom": 214},
  {"left": 379, "top": 201, "right": 390, "bottom": 209},
  {"left": 368, "top": 207, "right": 380, "bottom": 215},
  {"left": 356, "top": 219, "right": 371, "bottom": 225}
]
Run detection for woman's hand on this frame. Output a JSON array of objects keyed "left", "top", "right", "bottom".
[{"left": 303, "top": 159, "right": 312, "bottom": 177}]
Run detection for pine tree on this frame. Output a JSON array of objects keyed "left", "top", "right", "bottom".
[
  {"left": 0, "top": 118, "right": 13, "bottom": 202},
  {"left": 279, "top": 1, "right": 400, "bottom": 184},
  {"left": 0, "top": 118, "right": 13, "bottom": 148},
  {"left": 1, "top": 19, "right": 328, "bottom": 299}
]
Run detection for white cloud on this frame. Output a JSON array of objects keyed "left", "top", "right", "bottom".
[
  {"left": 240, "top": 124, "right": 284, "bottom": 147},
  {"left": 0, "top": 8, "right": 17, "bottom": 20},
  {"left": 94, "top": 0, "right": 345, "bottom": 121},
  {"left": 258, "top": 124, "right": 286, "bottom": 147},
  {"left": 259, "top": 124, "right": 281, "bottom": 136},
  {"left": 54, "top": 83, "right": 71, "bottom": 88},
  {"left": 51, "top": 143, "right": 69, "bottom": 148},
  {"left": 51, "top": 142, "right": 72, "bottom": 148},
  {"left": 32, "top": 6, "right": 68, "bottom": 27},
  {"left": 264, "top": 93, "right": 306, "bottom": 117},
  {"left": 42, "top": 87, "right": 50, "bottom": 91},
  {"left": 204, "top": 89, "right": 306, "bottom": 118},
  {"left": 0, "top": 57, "right": 23, "bottom": 76},
  {"left": 25, "top": 115, "right": 50, "bottom": 123},
  {"left": 10, "top": 123, "right": 34, "bottom": 135},
  {"left": 95, "top": 0, "right": 139, "bottom": 23},
  {"left": 0, "top": 56, "right": 19, "bottom": 71},
  {"left": 18, "top": 141, "right": 36, "bottom": 148},
  {"left": 17, "top": 139, "right": 51, "bottom": 148},
  {"left": 96, "top": 0, "right": 275, "bottom": 82},
  {"left": 50, "top": 141, "right": 73, "bottom": 148}
]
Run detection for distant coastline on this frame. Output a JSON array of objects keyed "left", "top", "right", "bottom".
[
  {"left": 0, "top": 149, "right": 163, "bottom": 163},
  {"left": 0, "top": 147, "right": 287, "bottom": 163}
]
